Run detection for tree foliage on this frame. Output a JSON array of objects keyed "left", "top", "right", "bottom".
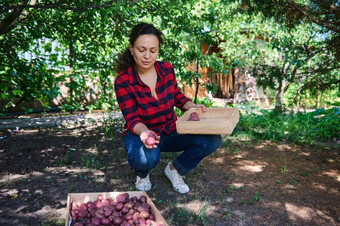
[
  {"left": 0, "top": 0, "right": 338, "bottom": 113},
  {"left": 240, "top": 0, "right": 339, "bottom": 110}
]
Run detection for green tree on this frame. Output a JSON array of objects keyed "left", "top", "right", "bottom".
[
  {"left": 0, "top": 0, "right": 133, "bottom": 112},
  {"left": 240, "top": 0, "right": 340, "bottom": 110}
]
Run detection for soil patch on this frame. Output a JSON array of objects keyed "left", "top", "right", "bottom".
[{"left": 0, "top": 118, "right": 339, "bottom": 225}]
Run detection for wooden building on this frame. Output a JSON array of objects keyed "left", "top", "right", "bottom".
[{"left": 182, "top": 43, "right": 260, "bottom": 104}]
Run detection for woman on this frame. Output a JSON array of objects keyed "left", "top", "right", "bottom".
[{"left": 114, "top": 22, "right": 222, "bottom": 194}]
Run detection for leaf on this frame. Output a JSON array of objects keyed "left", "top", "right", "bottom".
[{"left": 11, "top": 193, "right": 18, "bottom": 200}]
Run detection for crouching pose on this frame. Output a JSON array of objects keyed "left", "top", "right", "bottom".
[{"left": 114, "top": 22, "right": 222, "bottom": 194}]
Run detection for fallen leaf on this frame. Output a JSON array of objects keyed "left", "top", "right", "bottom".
[{"left": 11, "top": 193, "right": 18, "bottom": 200}]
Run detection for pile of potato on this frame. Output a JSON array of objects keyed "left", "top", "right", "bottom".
[{"left": 70, "top": 193, "right": 163, "bottom": 226}]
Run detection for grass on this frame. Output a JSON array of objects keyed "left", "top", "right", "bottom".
[
  {"left": 169, "top": 204, "right": 211, "bottom": 225},
  {"left": 42, "top": 217, "right": 65, "bottom": 226},
  {"left": 240, "top": 192, "right": 262, "bottom": 205},
  {"left": 221, "top": 184, "right": 244, "bottom": 194},
  {"left": 56, "top": 148, "right": 75, "bottom": 166},
  {"left": 232, "top": 105, "right": 339, "bottom": 145},
  {"left": 223, "top": 204, "right": 232, "bottom": 219}
]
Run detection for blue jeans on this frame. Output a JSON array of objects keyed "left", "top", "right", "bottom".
[{"left": 123, "top": 130, "right": 222, "bottom": 178}]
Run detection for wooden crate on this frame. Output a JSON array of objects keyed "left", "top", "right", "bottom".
[
  {"left": 176, "top": 107, "right": 239, "bottom": 135},
  {"left": 66, "top": 191, "right": 168, "bottom": 226}
]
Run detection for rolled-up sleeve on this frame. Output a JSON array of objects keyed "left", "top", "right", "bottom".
[{"left": 114, "top": 77, "right": 144, "bottom": 133}]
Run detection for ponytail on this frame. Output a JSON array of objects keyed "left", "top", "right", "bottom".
[{"left": 115, "top": 48, "right": 135, "bottom": 73}]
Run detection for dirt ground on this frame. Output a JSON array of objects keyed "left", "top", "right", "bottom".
[{"left": 0, "top": 115, "right": 339, "bottom": 226}]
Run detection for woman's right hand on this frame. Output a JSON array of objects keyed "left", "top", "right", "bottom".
[{"left": 140, "top": 130, "right": 160, "bottom": 149}]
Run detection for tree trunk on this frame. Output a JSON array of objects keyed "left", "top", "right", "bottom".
[
  {"left": 317, "top": 89, "right": 321, "bottom": 109},
  {"left": 275, "top": 79, "right": 284, "bottom": 112},
  {"left": 69, "top": 39, "right": 74, "bottom": 113},
  {"left": 263, "top": 88, "right": 270, "bottom": 107},
  {"left": 296, "top": 83, "right": 301, "bottom": 112},
  {"left": 194, "top": 58, "right": 199, "bottom": 104},
  {"left": 316, "top": 82, "right": 321, "bottom": 108}
]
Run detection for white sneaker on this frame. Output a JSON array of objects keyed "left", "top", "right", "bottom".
[
  {"left": 135, "top": 174, "right": 152, "bottom": 191},
  {"left": 164, "top": 163, "right": 189, "bottom": 194}
]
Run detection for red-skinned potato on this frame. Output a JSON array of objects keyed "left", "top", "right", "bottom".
[
  {"left": 146, "top": 136, "right": 156, "bottom": 145},
  {"left": 101, "top": 217, "right": 111, "bottom": 225},
  {"left": 111, "top": 210, "right": 120, "bottom": 217},
  {"left": 78, "top": 209, "right": 88, "bottom": 219},
  {"left": 115, "top": 202, "right": 124, "bottom": 211},
  {"left": 71, "top": 210, "right": 77, "bottom": 217},
  {"left": 94, "top": 201, "right": 102, "bottom": 209},
  {"left": 112, "top": 216, "right": 123, "bottom": 225},
  {"left": 188, "top": 112, "right": 200, "bottom": 121},
  {"left": 79, "top": 203, "right": 87, "bottom": 211},
  {"left": 116, "top": 193, "right": 128, "bottom": 203},
  {"left": 102, "top": 198, "right": 111, "bottom": 206},
  {"left": 73, "top": 222, "right": 84, "bottom": 226},
  {"left": 127, "top": 208, "right": 135, "bottom": 215},
  {"left": 149, "top": 132, "right": 157, "bottom": 138},
  {"left": 97, "top": 195, "right": 103, "bottom": 201},
  {"left": 124, "top": 214, "right": 132, "bottom": 220},
  {"left": 104, "top": 208, "right": 112, "bottom": 217},
  {"left": 139, "top": 195, "right": 147, "bottom": 203},
  {"left": 125, "top": 201, "right": 134, "bottom": 209},
  {"left": 139, "top": 210, "right": 150, "bottom": 219},
  {"left": 91, "top": 218, "right": 101, "bottom": 226},
  {"left": 94, "top": 209, "right": 104, "bottom": 219},
  {"left": 139, "top": 217, "right": 146, "bottom": 225},
  {"left": 132, "top": 212, "right": 140, "bottom": 221},
  {"left": 71, "top": 215, "right": 77, "bottom": 221},
  {"left": 121, "top": 206, "right": 129, "bottom": 214},
  {"left": 72, "top": 202, "right": 79, "bottom": 210}
]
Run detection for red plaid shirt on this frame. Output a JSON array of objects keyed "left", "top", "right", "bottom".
[{"left": 114, "top": 61, "right": 191, "bottom": 135}]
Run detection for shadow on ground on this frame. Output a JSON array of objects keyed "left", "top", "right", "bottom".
[{"left": 0, "top": 119, "right": 339, "bottom": 225}]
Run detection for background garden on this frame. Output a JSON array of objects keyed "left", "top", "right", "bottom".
[{"left": 0, "top": 0, "right": 339, "bottom": 225}]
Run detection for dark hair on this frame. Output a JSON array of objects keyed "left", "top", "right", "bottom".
[{"left": 115, "top": 22, "right": 163, "bottom": 73}]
